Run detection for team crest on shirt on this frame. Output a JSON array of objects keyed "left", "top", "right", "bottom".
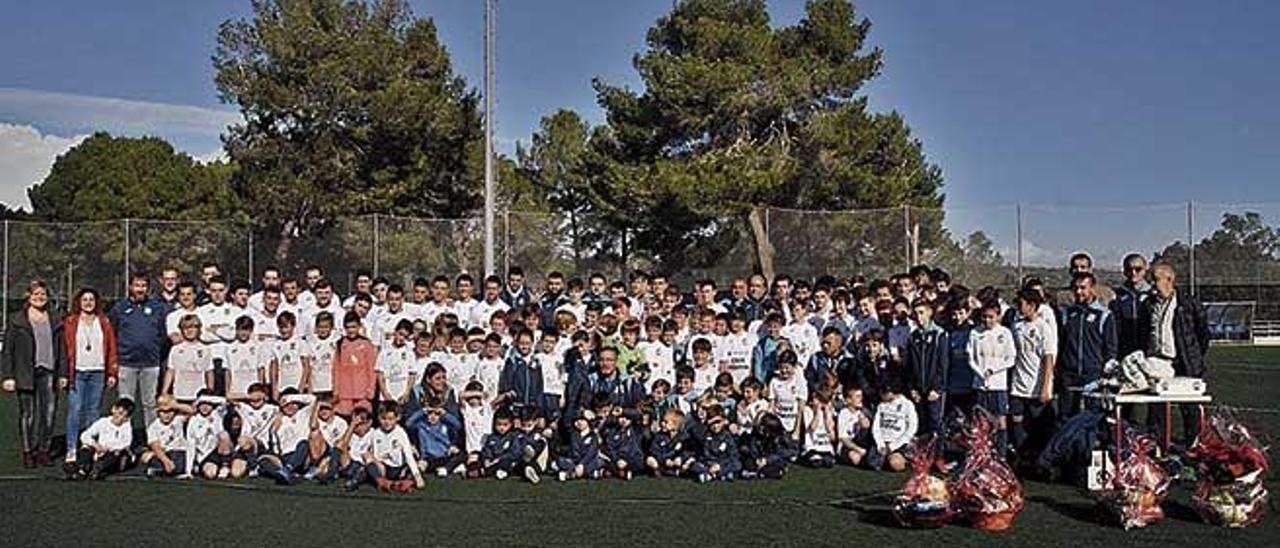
[
  {"left": 144, "top": 306, "right": 153, "bottom": 315},
  {"left": 1086, "top": 313, "right": 1096, "bottom": 323}
]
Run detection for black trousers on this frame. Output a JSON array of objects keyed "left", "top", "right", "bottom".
[{"left": 17, "top": 369, "right": 57, "bottom": 453}]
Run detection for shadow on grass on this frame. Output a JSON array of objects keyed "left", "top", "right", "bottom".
[{"left": 1028, "top": 495, "right": 1106, "bottom": 525}]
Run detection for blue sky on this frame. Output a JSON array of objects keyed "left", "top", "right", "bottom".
[{"left": 2, "top": 0, "right": 1278, "bottom": 265}]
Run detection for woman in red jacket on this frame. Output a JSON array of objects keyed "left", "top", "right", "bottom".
[{"left": 62, "top": 287, "right": 119, "bottom": 464}]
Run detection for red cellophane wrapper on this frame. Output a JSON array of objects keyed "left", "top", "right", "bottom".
[
  {"left": 1098, "top": 434, "right": 1169, "bottom": 529},
  {"left": 1186, "top": 411, "right": 1270, "bottom": 527},
  {"left": 893, "top": 435, "right": 955, "bottom": 528},
  {"left": 953, "top": 412, "right": 1024, "bottom": 531}
]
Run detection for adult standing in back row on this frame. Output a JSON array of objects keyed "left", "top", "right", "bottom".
[
  {"left": 111, "top": 273, "right": 167, "bottom": 426},
  {"left": 1147, "top": 261, "right": 1209, "bottom": 442},
  {"left": 1, "top": 280, "right": 67, "bottom": 467}
]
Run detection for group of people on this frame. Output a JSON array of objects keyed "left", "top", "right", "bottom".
[{"left": 0, "top": 250, "right": 1209, "bottom": 490}]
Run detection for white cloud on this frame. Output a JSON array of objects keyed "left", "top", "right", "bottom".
[
  {"left": 0, "top": 87, "right": 240, "bottom": 140},
  {"left": 0, "top": 123, "right": 88, "bottom": 210}
]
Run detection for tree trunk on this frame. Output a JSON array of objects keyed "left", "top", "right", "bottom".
[
  {"left": 273, "top": 219, "right": 296, "bottom": 267},
  {"left": 748, "top": 207, "right": 775, "bottom": 280}
]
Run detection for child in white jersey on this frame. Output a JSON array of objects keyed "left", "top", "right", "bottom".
[
  {"left": 376, "top": 319, "right": 418, "bottom": 405},
  {"left": 768, "top": 350, "right": 808, "bottom": 438},
  {"left": 310, "top": 397, "right": 348, "bottom": 482},
  {"left": 224, "top": 316, "right": 265, "bottom": 399},
  {"left": 473, "top": 334, "right": 505, "bottom": 403},
  {"left": 350, "top": 402, "right": 423, "bottom": 493},
  {"left": 536, "top": 329, "right": 566, "bottom": 426},
  {"left": 689, "top": 338, "right": 718, "bottom": 396},
  {"left": 735, "top": 377, "right": 769, "bottom": 435},
  {"left": 717, "top": 312, "right": 757, "bottom": 385},
  {"left": 185, "top": 392, "right": 232, "bottom": 479},
  {"left": 457, "top": 381, "right": 493, "bottom": 475},
  {"left": 836, "top": 386, "right": 873, "bottom": 466},
  {"left": 799, "top": 387, "right": 837, "bottom": 468},
  {"left": 336, "top": 406, "right": 375, "bottom": 484},
  {"left": 230, "top": 382, "right": 279, "bottom": 476},
  {"left": 780, "top": 301, "right": 819, "bottom": 366},
  {"left": 257, "top": 390, "right": 317, "bottom": 485},
  {"left": 71, "top": 398, "right": 134, "bottom": 480},
  {"left": 639, "top": 318, "right": 676, "bottom": 392},
  {"left": 968, "top": 300, "right": 1017, "bottom": 457},
  {"left": 162, "top": 315, "right": 213, "bottom": 403},
  {"left": 270, "top": 312, "right": 310, "bottom": 401},
  {"left": 306, "top": 312, "right": 341, "bottom": 398},
  {"left": 142, "top": 395, "right": 192, "bottom": 478}
]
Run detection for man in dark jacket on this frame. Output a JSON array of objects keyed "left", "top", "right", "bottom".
[
  {"left": 1058, "top": 272, "right": 1117, "bottom": 421},
  {"left": 110, "top": 273, "right": 167, "bottom": 425},
  {"left": 1147, "top": 261, "right": 1210, "bottom": 441}
]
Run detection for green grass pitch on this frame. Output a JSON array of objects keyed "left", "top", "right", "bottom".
[{"left": 2, "top": 347, "right": 1277, "bottom": 547}]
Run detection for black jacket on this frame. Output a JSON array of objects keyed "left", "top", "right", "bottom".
[
  {"left": 1147, "top": 290, "right": 1209, "bottom": 378},
  {"left": 1, "top": 308, "right": 67, "bottom": 390}
]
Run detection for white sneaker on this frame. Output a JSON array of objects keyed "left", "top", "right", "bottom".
[
  {"left": 622, "top": 470, "right": 632, "bottom": 481},
  {"left": 495, "top": 470, "right": 508, "bottom": 480},
  {"left": 524, "top": 466, "right": 541, "bottom": 484},
  {"left": 558, "top": 470, "right": 569, "bottom": 482},
  {"left": 417, "top": 460, "right": 430, "bottom": 474},
  {"left": 435, "top": 467, "right": 448, "bottom": 478},
  {"left": 452, "top": 464, "right": 467, "bottom": 476},
  {"left": 217, "top": 467, "right": 230, "bottom": 479},
  {"left": 698, "top": 473, "right": 711, "bottom": 483}
]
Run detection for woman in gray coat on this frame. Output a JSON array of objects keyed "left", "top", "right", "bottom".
[{"left": 1, "top": 280, "right": 67, "bottom": 467}]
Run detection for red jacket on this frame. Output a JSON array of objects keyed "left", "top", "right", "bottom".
[{"left": 62, "top": 313, "right": 119, "bottom": 381}]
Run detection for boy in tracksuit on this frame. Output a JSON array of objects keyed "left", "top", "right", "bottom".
[
  {"left": 556, "top": 409, "right": 603, "bottom": 481},
  {"left": 1058, "top": 272, "right": 1117, "bottom": 420},
  {"left": 415, "top": 401, "right": 464, "bottom": 478},
  {"left": 600, "top": 404, "right": 645, "bottom": 480},
  {"left": 514, "top": 409, "right": 549, "bottom": 483},
  {"left": 497, "top": 329, "right": 545, "bottom": 421},
  {"left": 479, "top": 409, "right": 524, "bottom": 480},
  {"left": 740, "top": 412, "right": 798, "bottom": 480},
  {"left": 905, "top": 299, "right": 948, "bottom": 435},
  {"left": 645, "top": 408, "right": 689, "bottom": 477},
  {"left": 690, "top": 407, "right": 741, "bottom": 482}
]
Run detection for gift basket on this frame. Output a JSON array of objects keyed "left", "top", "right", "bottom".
[
  {"left": 1185, "top": 411, "right": 1270, "bottom": 527},
  {"left": 893, "top": 435, "right": 954, "bottom": 528},
  {"left": 953, "top": 412, "right": 1024, "bottom": 531},
  {"left": 1097, "top": 433, "right": 1169, "bottom": 529}
]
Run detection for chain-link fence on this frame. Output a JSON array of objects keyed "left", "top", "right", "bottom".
[{"left": 5, "top": 202, "right": 1280, "bottom": 326}]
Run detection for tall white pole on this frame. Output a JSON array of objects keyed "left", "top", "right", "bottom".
[{"left": 483, "top": 0, "right": 496, "bottom": 277}]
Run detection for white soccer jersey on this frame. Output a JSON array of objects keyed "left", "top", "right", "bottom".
[
  {"left": 347, "top": 428, "right": 375, "bottom": 461},
  {"left": 369, "top": 307, "right": 414, "bottom": 346},
  {"left": 437, "top": 351, "right": 476, "bottom": 393},
  {"left": 370, "top": 425, "right": 415, "bottom": 468},
  {"left": 969, "top": 324, "right": 1017, "bottom": 392},
  {"left": 638, "top": 341, "right": 675, "bottom": 392},
  {"left": 272, "top": 337, "right": 309, "bottom": 392},
  {"left": 274, "top": 407, "right": 313, "bottom": 454},
  {"left": 555, "top": 302, "right": 587, "bottom": 325},
  {"left": 186, "top": 411, "right": 225, "bottom": 462},
  {"left": 196, "top": 302, "right": 241, "bottom": 346},
  {"left": 305, "top": 332, "right": 341, "bottom": 393},
  {"left": 461, "top": 403, "right": 493, "bottom": 453},
  {"left": 377, "top": 343, "right": 417, "bottom": 399},
  {"left": 780, "top": 323, "right": 820, "bottom": 366},
  {"left": 717, "top": 331, "right": 757, "bottom": 385},
  {"left": 452, "top": 298, "right": 480, "bottom": 328},
  {"left": 299, "top": 300, "right": 345, "bottom": 339},
  {"left": 417, "top": 301, "right": 453, "bottom": 327},
  {"left": 1011, "top": 315, "right": 1058, "bottom": 399},
  {"left": 254, "top": 311, "right": 283, "bottom": 341},
  {"left": 165, "top": 307, "right": 201, "bottom": 340},
  {"left": 80, "top": 417, "right": 132, "bottom": 452},
  {"left": 769, "top": 375, "right": 808, "bottom": 432},
  {"left": 235, "top": 402, "right": 279, "bottom": 446},
  {"left": 147, "top": 416, "right": 187, "bottom": 453},
  {"left": 685, "top": 332, "right": 721, "bottom": 364},
  {"left": 317, "top": 415, "right": 348, "bottom": 446},
  {"left": 168, "top": 341, "right": 213, "bottom": 401},
  {"left": 837, "top": 407, "right": 869, "bottom": 446},
  {"left": 872, "top": 395, "right": 918, "bottom": 452},
  {"left": 473, "top": 357, "right": 503, "bottom": 401},
  {"left": 691, "top": 363, "right": 717, "bottom": 395},
  {"left": 223, "top": 339, "right": 265, "bottom": 396},
  {"left": 536, "top": 351, "right": 566, "bottom": 397},
  {"left": 801, "top": 406, "right": 834, "bottom": 454},
  {"left": 471, "top": 299, "right": 510, "bottom": 330},
  {"left": 737, "top": 398, "right": 770, "bottom": 434}
]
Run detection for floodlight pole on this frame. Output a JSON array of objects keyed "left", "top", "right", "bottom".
[{"left": 483, "top": 0, "right": 497, "bottom": 277}]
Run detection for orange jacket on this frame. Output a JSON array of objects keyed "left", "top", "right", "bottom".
[
  {"left": 333, "top": 336, "right": 377, "bottom": 402},
  {"left": 62, "top": 313, "right": 119, "bottom": 381}
]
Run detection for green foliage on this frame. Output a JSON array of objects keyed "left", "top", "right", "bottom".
[
  {"left": 582, "top": 0, "right": 945, "bottom": 275},
  {"left": 27, "top": 132, "right": 240, "bottom": 222},
  {"left": 214, "top": 0, "right": 483, "bottom": 266},
  {"left": 1158, "top": 212, "right": 1280, "bottom": 284}
]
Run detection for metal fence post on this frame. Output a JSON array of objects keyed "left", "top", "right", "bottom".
[
  {"left": 247, "top": 228, "right": 255, "bottom": 284},
  {"left": 1016, "top": 203, "right": 1024, "bottom": 283},
  {"left": 3, "top": 220, "right": 8, "bottom": 329},
  {"left": 502, "top": 209, "right": 511, "bottom": 276},
  {"left": 1188, "top": 201, "right": 1196, "bottom": 297},
  {"left": 902, "top": 204, "right": 911, "bottom": 272},
  {"left": 372, "top": 213, "right": 381, "bottom": 278},
  {"left": 123, "top": 218, "right": 131, "bottom": 298}
]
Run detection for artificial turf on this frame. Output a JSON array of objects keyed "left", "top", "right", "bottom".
[{"left": 2, "top": 347, "right": 1277, "bottom": 547}]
